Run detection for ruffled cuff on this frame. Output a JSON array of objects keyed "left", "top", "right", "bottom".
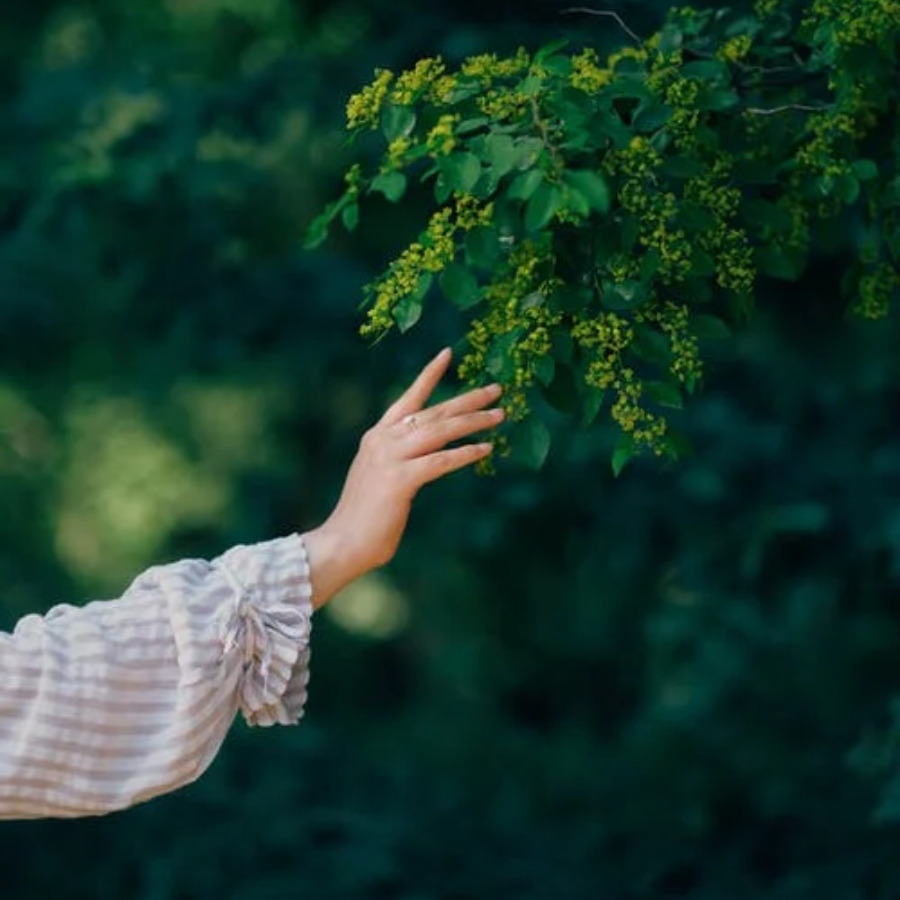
[{"left": 214, "top": 534, "right": 313, "bottom": 727}]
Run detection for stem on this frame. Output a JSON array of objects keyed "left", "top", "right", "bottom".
[
  {"left": 560, "top": 8, "right": 643, "bottom": 44},
  {"left": 745, "top": 103, "right": 828, "bottom": 115},
  {"left": 530, "top": 95, "right": 563, "bottom": 171}
]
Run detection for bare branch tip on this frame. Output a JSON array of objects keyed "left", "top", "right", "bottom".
[{"left": 560, "top": 7, "right": 643, "bottom": 44}]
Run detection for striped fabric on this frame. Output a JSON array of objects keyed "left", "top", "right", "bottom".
[{"left": 0, "top": 534, "right": 313, "bottom": 820}]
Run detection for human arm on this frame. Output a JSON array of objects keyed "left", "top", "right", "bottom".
[{"left": 0, "top": 348, "right": 502, "bottom": 819}]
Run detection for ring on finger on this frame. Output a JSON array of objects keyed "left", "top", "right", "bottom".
[{"left": 402, "top": 413, "right": 420, "bottom": 432}]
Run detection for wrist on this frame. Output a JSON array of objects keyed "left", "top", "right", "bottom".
[{"left": 303, "top": 523, "right": 363, "bottom": 609}]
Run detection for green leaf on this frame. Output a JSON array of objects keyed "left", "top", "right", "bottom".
[
  {"left": 456, "top": 116, "right": 490, "bottom": 135},
  {"left": 601, "top": 279, "right": 647, "bottom": 311},
  {"left": 582, "top": 388, "right": 605, "bottom": 426},
  {"left": 853, "top": 159, "right": 879, "bottom": 181},
  {"left": 701, "top": 88, "right": 738, "bottom": 112},
  {"left": 393, "top": 299, "right": 421, "bottom": 332},
  {"left": 633, "top": 323, "right": 671, "bottom": 367},
  {"left": 515, "top": 137, "right": 545, "bottom": 169},
  {"left": 657, "top": 22, "right": 683, "bottom": 54},
  {"left": 519, "top": 74, "right": 544, "bottom": 96},
  {"left": 484, "top": 133, "right": 518, "bottom": 178},
  {"left": 661, "top": 429, "right": 693, "bottom": 460},
  {"left": 661, "top": 155, "right": 706, "bottom": 179},
  {"left": 485, "top": 331, "right": 520, "bottom": 380},
  {"left": 303, "top": 195, "right": 351, "bottom": 248},
  {"left": 510, "top": 417, "right": 552, "bottom": 470},
  {"left": 693, "top": 313, "right": 731, "bottom": 340},
  {"left": 542, "top": 363, "right": 579, "bottom": 414},
  {"left": 690, "top": 249, "right": 716, "bottom": 277},
  {"left": 438, "top": 152, "right": 482, "bottom": 195},
  {"left": 439, "top": 263, "right": 482, "bottom": 309},
  {"left": 524, "top": 181, "right": 561, "bottom": 231},
  {"left": 679, "top": 201, "right": 716, "bottom": 232},
  {"left": 563, "top": 170, "right": 610, "bottom": 214},
  {"left": 757, "top": 245, "right": 806, "bottom": 281},
  {"left": 611, "top": 436, "right": 636, "bottom": 477},
  {"left": 644, "top": 380, "right": 683, "bottom": 409},
  {"left": 732, "top": 158, "right": 778, "bottom": 185},
  {"left": 682, "top": 59, "right": 729, "bottom": 82},
  {"left": 834, "top": 173, "right": 860, "bottom": 205},
  {"left": 534, "top": 38, "right": 569, "bottom": 62},
  {"left": 340, "top": 202, "right": 359, "bottom": 232},
  {"left": 465, "top": 226, "right": 502, "bottom": 270},
  {"left": 303, "top": 215, "right": 330, "bottom": 250},
  {"left": 533, "top": 354, "right": 555, "bottom": 387},
  {"left": 371, "top": 170, "right": 407, "bottom": 203},
  {"left": 620, "top": 214, "right": 640, "bottom": 252},
  {"left": 381, "top": 104, "right": 417, "bottom": 142},
  {"left": 508, "top": 169, "right": 544, "bottom": 202},
  {"left": 633, "top": 101, "right": 672, "bottom": 132},
  {"left": 742, "top": 199, "right": 793, "bottom": 233},
  {"left": 640, "top": 248, "right": 661, "bottom": 283}
]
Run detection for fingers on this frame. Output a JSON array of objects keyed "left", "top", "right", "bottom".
[
  {"left": 408, "top": 441, "right": 495, "bottom": 486},
  {"left": 400, "top": 407, "right": 504, "bottom": 455},
  {"left": 380, "top": 348, "right": 453, "bottom": 426},
  {"left": 414, "top": 382, "right": 502, "bottom": 424}
]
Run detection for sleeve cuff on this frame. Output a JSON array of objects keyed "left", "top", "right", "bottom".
[{"left": 214, "top": 534, "right": 313, "bottom": 727}]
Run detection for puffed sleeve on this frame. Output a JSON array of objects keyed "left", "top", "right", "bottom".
[{"left": 0, "top": 534, "right": 313, "bottom": 820}]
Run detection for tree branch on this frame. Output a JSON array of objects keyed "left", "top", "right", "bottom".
[
  {"left": 745, "top": 103, "right": 828, "bottom": 115},
  {"left": 560, "top": 8, "right": 643, "bottom": 44}
]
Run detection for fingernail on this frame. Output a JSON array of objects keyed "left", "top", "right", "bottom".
[
  {"left": 486, "top": 383, "right": 502, "bottom": 397},
  {"left": 490, "top": 408, "right": 505, "bottom": 422}
]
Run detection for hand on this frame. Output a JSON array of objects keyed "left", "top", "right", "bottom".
[{"left": 303, "top": 348, "right": 503, "bottom": 608}]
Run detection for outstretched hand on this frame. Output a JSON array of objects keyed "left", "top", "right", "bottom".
[{"left": 304, "top": 348, "right": 503, "bottom": 607}]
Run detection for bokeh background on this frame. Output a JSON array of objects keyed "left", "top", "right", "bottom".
[{"left": 2, "top": 1, "right": 900, "bottom": 898}]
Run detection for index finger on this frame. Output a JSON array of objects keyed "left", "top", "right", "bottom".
[{"left": 380, "top": 347, "right": 453, "bottom": 425}]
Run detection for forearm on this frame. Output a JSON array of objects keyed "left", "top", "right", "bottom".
[
  {"left": 0, "top": 535, "right": 312, "bottom": 819},
  {"left": 303, "top": 525, "right": 369, "bottom": 609}
]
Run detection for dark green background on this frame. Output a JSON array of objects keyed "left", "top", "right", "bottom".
[{"left": 2, "top": 2, "right": 900, "bottom": 898}]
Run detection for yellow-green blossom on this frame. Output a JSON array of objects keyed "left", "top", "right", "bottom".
[
  {"left": 346, "top": 69, "right": 394, "bottom": 130},
  {"left": 392, "top": 57, "right": 447, "bottom": 106}
]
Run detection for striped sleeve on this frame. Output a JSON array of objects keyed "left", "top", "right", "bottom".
[{"left": 0, "top": 533, "right": 313, "bottom": 820}]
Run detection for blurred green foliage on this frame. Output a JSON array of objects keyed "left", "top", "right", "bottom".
[{"left": 1, "top": 2, "right": 900, "bottom": 899}]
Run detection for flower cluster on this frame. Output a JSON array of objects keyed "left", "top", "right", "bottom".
[
  {"left": 717, "top": 34, "right": 753, "bottom": 63},
  {"left": 853, "top": 260, "right": 900, "bottom": 318},
  {"left": 386, "top": 136, "right": 413, "bottom": 168},
  {"left": 361, "top": 208, "right": 457, "bottom": 337},
  {"left": 345, "top": 69, "right": 394, "bottom": 130},
  {"left": 807, "top": 0, "right": 900, "bottom": 52},
  {"left": 476, "top": 88, "right": 531, "bottom": 122},
  {"left": 639, "top": 301, "right": 703, "bottom": 386},
  {"left": 685, "top": 164, "right": 755, "bottom": 294},
  {"left": 619, "top": 183, "right": 694, "bottom": 283},
  {"left": 454, "top": 194, "right": 494, "bottom": 231},
  {"left": 572, "top": 313, "right": 667, "bottom": 453},
  {"left": 570, "top": 48, "right": 613, "bottom": 93},
  {"left": 391, "top": 57, "right": 449, "bottom": 106},
  {"left": 611, "top": 372, "right": 668, "bottom": 452},
  {"left": 458, "top": 240, "right": 559, "bottom": 421},
  {"left": 426, "top": 115, "right": 459, "bottom": 156},
  {"left": 460, "top": 48, "right": 531, "bottom": 85}
]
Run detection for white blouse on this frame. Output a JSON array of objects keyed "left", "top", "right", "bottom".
[{"left": 0, "top": 534, "right": 313, "bottom": 820}]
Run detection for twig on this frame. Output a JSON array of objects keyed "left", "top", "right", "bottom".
[
  {"left": 530, "top": 95, "right": 561, "bottom": 169},
  {"left": 745, "top": 103, "right": 827, "bottom": 115},
  {"left": 560, "top": 8, "right": 643, "bottom": 44}
]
